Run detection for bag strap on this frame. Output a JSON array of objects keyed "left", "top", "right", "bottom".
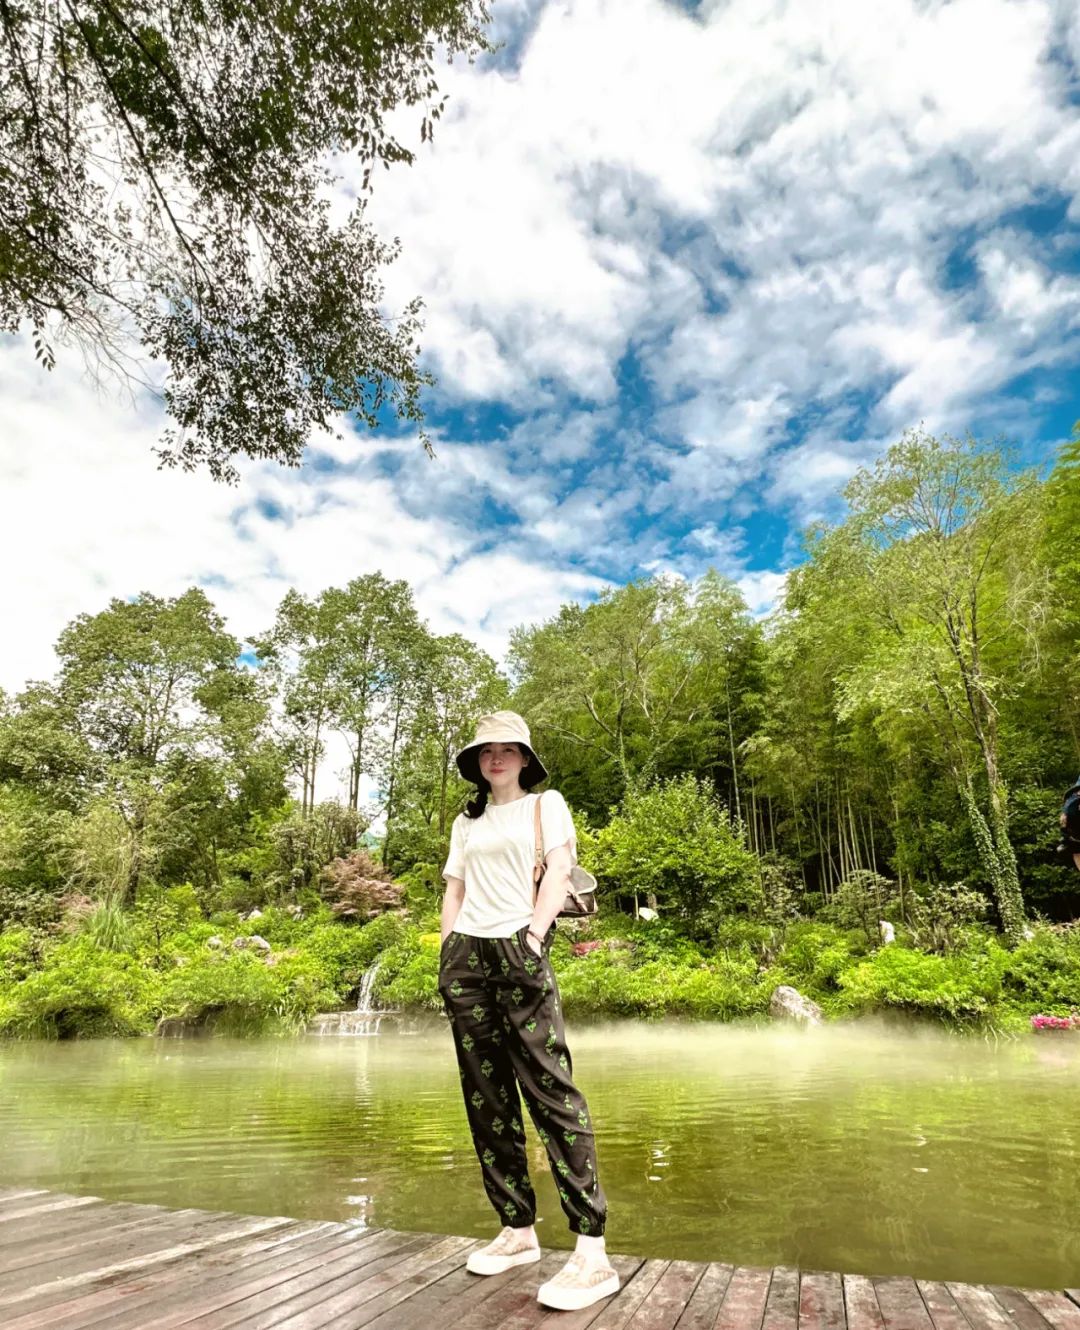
[{"left": 532, "top": 792, "right": 545, "bottom": 896}]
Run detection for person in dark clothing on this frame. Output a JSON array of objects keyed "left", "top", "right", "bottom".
[
  {"left": 438, "top": 710, "right": 618, "bottom": 1314},
  {"left": 1058, "top": 776, "right": 1080, "bottom": 873}
]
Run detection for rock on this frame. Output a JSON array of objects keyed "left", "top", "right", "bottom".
[
  {"left": 155, "top": 1015, "right": 209, "bottom": 1038},
  {"left": 879, "top": 920, "right": 896, "bottom": 945},
  {"left": 244, "top": 908, "right": 263, "bottom": 920},
  {"left": 769, "top": 985, "right": 823, "bottom": 1026},
  {"left": 206, "top": 936, "right": 223, "bottom": 950},
  {"left": 638, "top": 907, "right": 659, "bottom": 922},
  {"left": 231, "top": 936, "right": 249, "bottom": 950},
  {"left": 248, "top": 935, "right": 271, "bottom": 953}
]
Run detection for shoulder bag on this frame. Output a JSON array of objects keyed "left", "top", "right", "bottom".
[{"left": 532, "top": 793, "right": 598, "bottom": 917}]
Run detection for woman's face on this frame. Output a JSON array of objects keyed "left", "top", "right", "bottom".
[{"left": 477, "top": 742, "right": 528, "bottom": 787}]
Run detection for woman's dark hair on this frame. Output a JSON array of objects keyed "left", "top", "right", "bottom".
[
  {"left": 463, "top": 744, "right": 532, "bottom": 818},
  {"left": 464, "top": 780, "right": 490, "bottom": 820}
]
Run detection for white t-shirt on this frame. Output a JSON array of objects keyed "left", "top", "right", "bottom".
[{"left": 442, "top": 790, "right": 578, "bottom": 938}]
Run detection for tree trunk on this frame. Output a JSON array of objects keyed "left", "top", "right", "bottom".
[{"left": 382, "top": 699, "right": 404, "bottom": 872}]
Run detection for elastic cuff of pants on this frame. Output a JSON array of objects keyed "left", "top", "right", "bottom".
[
  {"left": 508, "top": 1218, "right": 536, "bottom": 1229},
  {"left": 569, "top": 1220, "right": 606, "bottom": 1237}
]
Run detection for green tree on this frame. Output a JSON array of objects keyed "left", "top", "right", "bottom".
[
  {"left": 1042, "top": 425, "right": 1080, "bottom": 756},
  {"left": 511, "top": 576, "right": 729, "bottom": 817},
  {"left": 1, "top": 0, "right": 491, "bottom": 479},
  {"left": 252, "top": 589, "right": 338, "bottom": 817},
  {"left": 321, "top": 574, "right": 425, "bottom": 812},
  {"left": 386, "top": 633, "right": 506, "bottom": 867},
  {"left": 9, "top": 588, "right": 276, "bottom": 906},
  {"left": 829, "top": 431, "right": 1044, "bottom": 941},
  {"left": 593, "top": 774, "right": 758, "bottom": 933}
]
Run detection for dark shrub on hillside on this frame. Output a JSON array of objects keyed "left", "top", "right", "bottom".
[{"left": 320, "top": 851, "right": 405, "bottom": 921}]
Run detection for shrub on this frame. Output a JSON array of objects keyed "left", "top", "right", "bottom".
[
  {"left": 0, "top": 936, "right": 161, "bottom": 1038},
  {"left": 320, "top": 850, "right": 405, "bottom": 920},
  {"left": 376, "top": 932, "right": 442, "bottom": 1012},
  {"left": 302, "top": 921, "right": 388, "bottom": 997},
  {"left": 711, "top": 917, "right": 780, "bottom": 963},
  {"left": 827, "top": 871, "right": 898, "bottom": 944},
  {"left": 837, "top": 942, "right": 1008, "bottom": 1020},
  {"left": 777, "top": 922, "right": 862, "bottom": 992},
  {"left": 83, "top": 899, "right": 135, "bottom": 952},
  {"left": 156, "top": 948, "right": 336, "bottom": 1032},
  {"left": 554, "top": 944, "right": 774, "bottom": 1020},
  {"left": 1002, "top": 926, "right": 1080, "bottom": 1010},
  {"left": 906, "top": 882, "right": 988, "bottom": 954},
  {"left": 0, "top": 928, "right": 38, "bottom": 986}
]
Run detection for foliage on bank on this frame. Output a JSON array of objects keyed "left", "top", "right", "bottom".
[{"left": 2, "top": 881, "right": 1080, "bottom": 1039}]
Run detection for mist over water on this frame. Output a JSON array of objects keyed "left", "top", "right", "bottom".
[{"left": 2, "top": 1019, "right": 1079, "bottom": 1287}]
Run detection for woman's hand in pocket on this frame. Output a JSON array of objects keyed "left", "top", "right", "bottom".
[{"left": 524, "top": 930, "right": 544, "bottom": 958}]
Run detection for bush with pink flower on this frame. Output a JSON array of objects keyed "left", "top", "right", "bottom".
[{"left": 1031, "top": 1012, "right": 1079, "bottom": 1031}]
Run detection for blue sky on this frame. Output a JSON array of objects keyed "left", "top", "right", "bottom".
[{"left": 3, "top": 0, "right": 1080, "bottom": 729}]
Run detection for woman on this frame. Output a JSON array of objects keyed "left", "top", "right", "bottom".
[{"left": 438, "top": 710, "right": 619, "bottom": 1312}]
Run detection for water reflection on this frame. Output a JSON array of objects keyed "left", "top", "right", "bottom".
[{"left": 1, "top": 1019, "right": 1079, "bottom": 1286}]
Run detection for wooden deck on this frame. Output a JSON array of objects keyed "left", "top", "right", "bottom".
[{"left": 1, "top": 1186, "right": 1078, "bottom": 1330}]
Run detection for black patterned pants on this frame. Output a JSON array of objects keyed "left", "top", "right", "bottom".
[{"left": 437, "top": 924, "right": 608, "bottom": 1237}]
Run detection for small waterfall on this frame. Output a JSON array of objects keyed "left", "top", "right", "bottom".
[
  {"left": 307, "top": 959, "right": 397, "bottom": 1036},
  {"left": 356, "top": 960, "right": 382, "bottom": 1013}
]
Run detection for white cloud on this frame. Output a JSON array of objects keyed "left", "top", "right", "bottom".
[
  {"left": 353, "top": 0, "right": 1079, "bottom": 537},
  {"left": 0, "top": 352, "right": 603, "bottom": 704}
]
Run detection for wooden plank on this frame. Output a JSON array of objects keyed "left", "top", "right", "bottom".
[
  {"left": 0, "top": 1222, "right": 342, "bottom": 1330},
  {"left": 453, "top": 1249, "right": 571, "bottom": 1330},
  {"left": 915, "top": 1282, "right": 970, "bottom": 1330},
  {"left": 170, "top": 1228, "right": 437, "bottom": 1329},
  {"left": 945, "top": 1285, "right": 1014, "bottom": 1330},
  {"left": 0, "top": 1214, "right": 293, "bottom": 1311},
  {"left": 0, "top": 1194, "right": 99, "bottom": 1224},
  {"left": 277, "top": 1233, "right": 478, "bottom": 1329},
  {"left": 763, "top": 1266, "right": 800, "bottom": 1330},
  {"left": 672, "top": 1262, "right": 736, "bottom": 1330},
  {"left": 0, "top": 1198, "right": 191, "bottom": 1251},
  {"left": 845, "top": 1275, "right": 885, "bottom": 1330},
  {"left": 0, "top": 1199, "right": 160, "bottom": 1254},
  {"left": 97, "top": 1225, "right": 382, "bottom": 1330},
  {"left": 34, "top": 1223, "right": 369, "bottom": 1330},
  {"left": 532, "top": 1253, "right": 646, "bottom": 1330},
  {"left": 1016, "top": 1292, "right": 1080, "bottom": 1330},
  {"left": 0, "top": 1207, "right": 211, "bottom": 1279},
  {"left": 358, "top": 1238, "right": 502, "bottom": 1330},
  {"left": 115, "top": 1226, "right": 407, "bottom": 1330},
  {"left": 0, "top": 1208, "right": 245, "bottom": 1284},
  {"left": 562, "top": 1256, "right": 691, "bottom": 1330},
  {"left": 715, "top": 1267, "right": 773, "bottom": 1330},
  {"left": 990, "top": 1287, "right": 1055, "bottom": 1330},
  {"left": 1067, "top": 1295, "right": 1080, "bottom": 1313},
  {"left": 0, "top": 1210, "right": 235, "bottom": 1311},
  {"left": 0, "top": 1189, "right": 52, "bottom": 1210},
  {"left": 875, "top": 1277, "right": 935, "bottom": 1330},
  {"left": 801, "top": 1272, "right": 846, "bottom": 1330}
]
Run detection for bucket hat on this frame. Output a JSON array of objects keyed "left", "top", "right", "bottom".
[{"left": 455, "top": 710, "right": 548, "bottom": 788}]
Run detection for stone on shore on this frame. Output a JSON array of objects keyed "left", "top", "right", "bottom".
[{"left": 769, "top": 984, "right": 823, "bottom": 1026}]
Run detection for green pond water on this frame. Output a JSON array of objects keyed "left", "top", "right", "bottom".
[{"left": 1, "top": 1018, "right": 1078, "bottom": 1288}]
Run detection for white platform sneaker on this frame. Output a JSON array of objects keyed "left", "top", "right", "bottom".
[
  {"left": 537, "top": 1251, "right": 621, "bottom": 1310},
  {"left": 465, "top": 1225, "right": 542, "bottom": 1276}
]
